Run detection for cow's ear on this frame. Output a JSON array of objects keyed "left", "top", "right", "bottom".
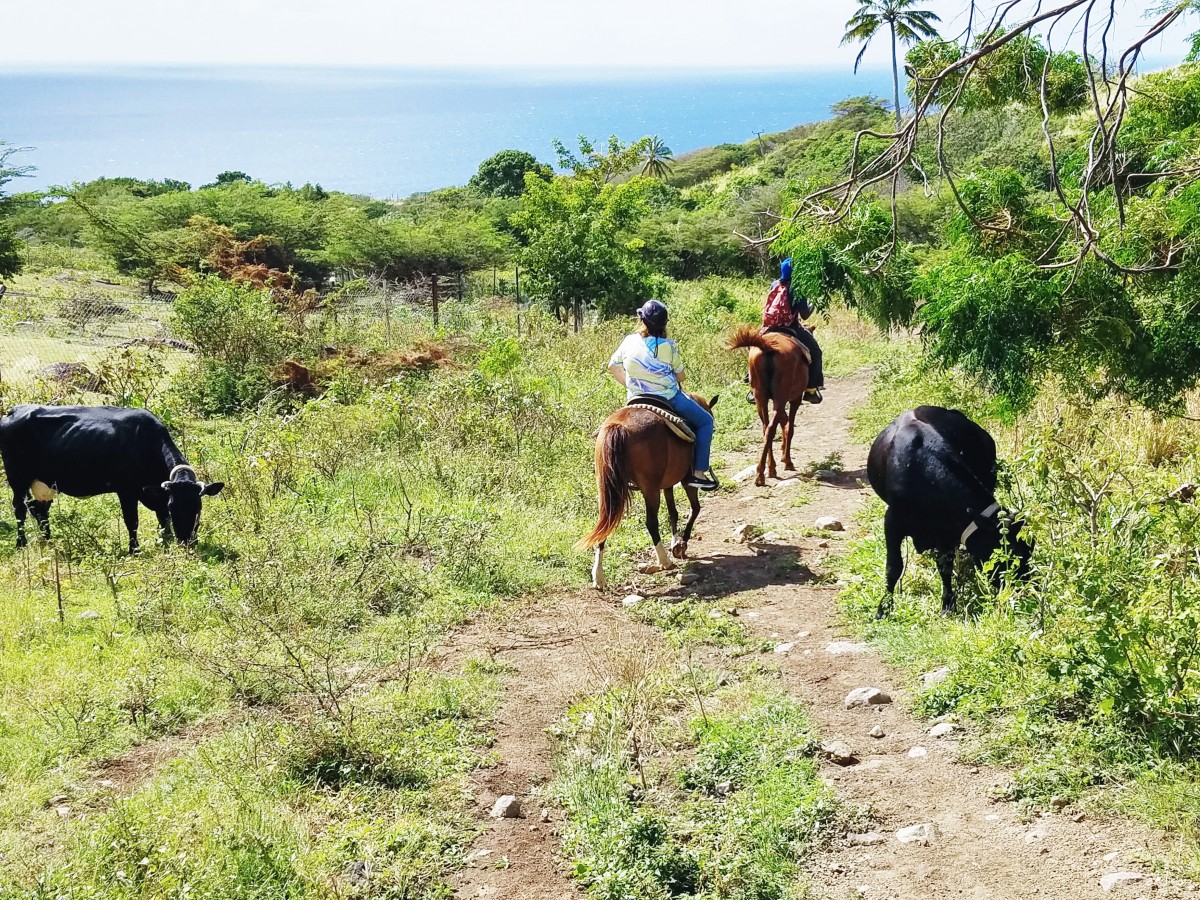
[
  {"left": 709, "top": 395, "right": 719, "bottom": 409},
  {"left": 142, "top": 485, "right": 167, "bottom": 508},
  {"left": 200, "top": 481, "right": 225, "bottom": 497}
]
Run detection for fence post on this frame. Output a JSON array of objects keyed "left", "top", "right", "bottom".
[{"left": 431, "top": 273, "right": 440, "bottom": 329}]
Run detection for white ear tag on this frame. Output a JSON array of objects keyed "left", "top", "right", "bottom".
[{"left": 161, "top": 481, "right": 171, "bottom": 490}]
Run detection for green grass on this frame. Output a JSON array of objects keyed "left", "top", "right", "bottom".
[{"left": 553, "top": 675, "right": 833, "bottom": 900}]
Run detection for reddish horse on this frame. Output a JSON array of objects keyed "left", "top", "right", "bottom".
[
  {"left": 727, "top": 324, "right": 812, "bottom": 487},
  {"left": 578, "top": 395, "right": 718, "bottom": 591}
]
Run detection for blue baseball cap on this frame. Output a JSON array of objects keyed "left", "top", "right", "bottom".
[{"left": 636, "top": 299, "right": 668, "bottom": 329}]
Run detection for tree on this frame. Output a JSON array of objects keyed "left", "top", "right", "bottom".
[
  {"left": 552, "top": 135, "right": 652, "bottom": 184},
  {"left": 639, "top": 136, "right": 674, "bottom": 180},
  {"left": 513, "top": 170, "right": 662, "bottom": 331},
  {"left": 0, "top": 143, "right": 34, "bottom": 278},
  {"left": 469, "top": 150, "right": 551, "bottom": 198},
  {"left": 841, "top": 0, "right": 941, "bottom": 128}
]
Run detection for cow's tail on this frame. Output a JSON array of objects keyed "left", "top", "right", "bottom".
[
  {"left": 577, "top": 422, "right": 632, "bottom": 549},
  {"left": 727, "top": 324, "right": 776, "bottom": 401}
]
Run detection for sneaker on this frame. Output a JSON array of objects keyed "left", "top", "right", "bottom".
[
  {"left": 745, "top": 390, "right": 756, "bottom": 403},
  {"left": 805, "top": 388, "right": 823, "bottom": 404},
  {"left": 742, "top": 372, "right": 751, "bottom": 384},
  {"left": 685, "top": 472, "right": 720, "bottom": 491}
]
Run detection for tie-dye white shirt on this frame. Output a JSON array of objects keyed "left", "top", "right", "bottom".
[{"left": 609, "top": 333, "right": 684, "bottom": 400}]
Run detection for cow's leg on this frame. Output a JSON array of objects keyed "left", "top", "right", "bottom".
[
  {"left": 665, "top": 487, "right": 685, "bottom": 558},
  {"left": 935, "top": 549, "right": 956, "bottom": 615},
  {"left": 877, "top": 508, "right": 905, "bottom": 619},
  {"left": 118, "top": 492, "right": 141, "bottom": 554},
  {"left": 29, "top": 500, "right": 52, "bottom": 543},
  {"left": 676, "top": 485, "right": 702, "bottom": 558},
  {"left": 644, "top": 491, "right": 673, "bottom": 570},
  {"left": 591, "top": 541, "right": 607, "bottom": 591},
  {"left": 11, "top": 485, "right": 29, "bottom": 548}
]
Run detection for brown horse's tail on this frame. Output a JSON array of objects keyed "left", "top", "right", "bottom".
[{"left": 577, "top": 422, "right": 632, "bottom": 549}]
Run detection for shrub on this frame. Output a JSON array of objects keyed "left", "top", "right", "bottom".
[{"left": 171, "top": 276, "right": 291, "bottom": 413}]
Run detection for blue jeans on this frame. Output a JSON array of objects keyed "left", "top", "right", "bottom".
[{"left": 667, "top": 391, "right": 714, "bottom": 472}]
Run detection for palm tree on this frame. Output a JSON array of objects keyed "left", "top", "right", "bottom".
[
  {"left": 639, "top": 136, "right": 674, "bottom": 180},
  {"left": 841, "top": 0, "right": 941, "bottom": 129}
]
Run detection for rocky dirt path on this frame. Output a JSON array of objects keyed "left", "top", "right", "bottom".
[{"left": 449, "top": 368, "right": 1198, "bottom": 900}]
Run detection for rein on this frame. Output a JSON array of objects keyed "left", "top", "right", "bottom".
[{"left": 959, "top": 502, "right": 1000, "bottom": 548}]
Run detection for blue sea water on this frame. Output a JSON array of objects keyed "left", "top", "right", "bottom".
[{"left": 0, "top": 66, "right": 893, "bottom": 198}]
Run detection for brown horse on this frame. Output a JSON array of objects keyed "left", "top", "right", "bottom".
[
  {"left": 726, "top": 324, "right": 811, "bottom": 487},
  {"left": 577, "top": 395, "right": 718, "bottom": 591}
]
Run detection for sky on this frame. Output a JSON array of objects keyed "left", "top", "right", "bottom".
[{"left": 3, "top": 0, "right": 1193, "bottom": 69}]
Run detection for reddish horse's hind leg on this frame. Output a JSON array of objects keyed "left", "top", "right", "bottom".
[
  {"left": 758, "top": 406, "right": 785, "bottom": 486},
  {"left": 782, "top": 400, "right": 800, "bottom": 471}
]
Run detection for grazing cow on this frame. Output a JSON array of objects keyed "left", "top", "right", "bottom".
[
  {"left": 867, "top": 406, "right": 1032, "bottom": 617},
  {"left": 0, "top": 405, "right": 224, "bottom": 553}
]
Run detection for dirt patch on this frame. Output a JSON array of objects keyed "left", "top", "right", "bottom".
[
  {"left": 90, "top": 717, "right": 232, "bottom": 794},
  {"left": 439, "top": 592, "right": 660, "bottom": 899}
]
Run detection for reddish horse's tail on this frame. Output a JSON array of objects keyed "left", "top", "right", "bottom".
[
  {"left": 726, "top": 323, "right": 779, "bottom": 354},
  {"left": 727, "top": 324, "right": 776, "bottom": 399},
  {"left": 577, "top": 422, "right": 632, "bottom": 549}
]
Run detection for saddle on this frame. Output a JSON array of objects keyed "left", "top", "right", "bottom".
[
  {"left": 625, "top": 396, "right": 695, "bottom": 442},
  {"left": 762, "top": 326, "right": 813, "bottom": 364}
]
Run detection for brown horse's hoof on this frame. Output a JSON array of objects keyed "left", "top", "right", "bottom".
[
  {"left": 670, "top": 540, "right": 688, "bottom": 560},
  {"left": 754, "top": 477, "right": 766, "bottom": 487}
]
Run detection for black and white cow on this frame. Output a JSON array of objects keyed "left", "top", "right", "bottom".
[
  {"left": 0, "top": 405, "right": 224, "bottom": 552},
  {"left": 867, "top": 405, "right": 1032, "bottom": 617}
]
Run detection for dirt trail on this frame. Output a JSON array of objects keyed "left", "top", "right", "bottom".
[
  {"left": 443, "top": 592, "right": 660, "bottom": 899},
  {"left": 451, "top": 369, "right": 1199, "bottom": 899}
]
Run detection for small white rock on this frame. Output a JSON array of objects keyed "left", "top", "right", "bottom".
[
  {"left": 774, "top": 642, "right": 795, "bottom": 654},
  {"left": 815, "top": 516, "right": 845, "bottom": 531},
  {"left": 929, "top": 722, "right": 958, "bottom": 738},
  {"left": 827, "top": 641, "right": 870, "bottom": 656},
  {"left": 1100, "top": 873, "right": 1146, "bottom": 892},
  {"left": 819, "top": 740, "right": 857, "bottom": 765},
  {"left": 78, "top": 610, "right": 101, "bottom": 621},
  {"left": 761, "top": 530, "right": 782, "bottom": 543},
  {"left": 621, "top": 594, "right": 645, "bottom": 607},
  {"left": 920, "top": 667, "right": 951, "bottom": 689},
  {"left": 908, "top": 746, "right": 928, "bottom": 758},
  {"left": 895, "top": 823, "right": 935, "bottom": 845},
  {"left": 490, "top": 795, "right": 522, "bottom": 819},
  {"left": 845, "top": 687, "right": 892, "bottom": 709},
  {"left": 733, "top": 465, "right": 759, "bottom": 483},
  {"left": 677, "top": 571, "right": 701, "bottom": 586},
  {"left": 1103, "top": 852, "right": 1122, "bottom": 863},
  {"left": 868, "top": 724, "right": 885, "bottom": 739},
  {"left": 731, "top": 523, "right": 758, "bottom": 543}
]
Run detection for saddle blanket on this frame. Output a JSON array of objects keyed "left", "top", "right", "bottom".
[{"left": 625, "top": 397, "right": 695, "bottom": 443}]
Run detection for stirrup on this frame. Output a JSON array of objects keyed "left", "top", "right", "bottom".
[
  {"left": 805, "top": 388, "right": 823, "bottom": 404},
  {"left": 685, "top": 471, "right": 719, "bottom": 491}
]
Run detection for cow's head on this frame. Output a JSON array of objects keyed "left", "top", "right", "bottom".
[
  {"left": 972, "top": 512, "right": 1033, "bottom": 587},
  {"left": 143, "top": 466, "right": 224, "bottom": 545}
]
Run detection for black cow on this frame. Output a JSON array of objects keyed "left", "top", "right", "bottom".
[
  {"left": 867, "top": 406, "right": 1032, "bottom": 617},
  {"left": 0, "top": 405, "right": 224, "bottom": 553}
]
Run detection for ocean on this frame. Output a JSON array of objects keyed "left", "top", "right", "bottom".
[{"left": 0, "top": 66, "right": 893, "bottom": 198}]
